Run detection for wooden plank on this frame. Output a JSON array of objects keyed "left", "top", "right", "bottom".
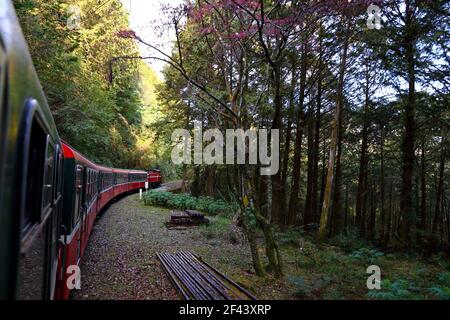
[
  {"left": 156, "top": 251, "right": 256, "bottom": 300},
  {"left": 185, "top": 210, "right": 204, "bottom": 218}
]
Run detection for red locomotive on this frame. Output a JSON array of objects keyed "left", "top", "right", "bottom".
[{"left": 147, "top": 169, "right": 162, "bottom": 188}]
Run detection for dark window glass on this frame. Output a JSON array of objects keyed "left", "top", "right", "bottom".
[
  {"left": 23, "top": 118, "right": 46, "bottom": 232},
  {"left": 73, "top": 166, "right": 82, "bottom": 225}
]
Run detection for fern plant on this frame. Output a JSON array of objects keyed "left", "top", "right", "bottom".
[
  {"left": 349, "top": 247, "right": 384, "bottom": 264},
  {"left": 288, "top": 276, "right": 313, "bottom": 299},
  {"left": 367, "top": 279, "right": 424, "bottom": 300}
]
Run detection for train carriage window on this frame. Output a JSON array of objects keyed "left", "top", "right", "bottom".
[
  {"left": 98, "top": 172, "right": 102, "bottom": 191},
  {"left": 73, "top": 166, "right": 83, "bottom": 226},
  {"left": 88, "top": 170, "right": 92, "bottom": 203},
  {"left": 22, "top": 118, "right": 46, "bottom": 232}
]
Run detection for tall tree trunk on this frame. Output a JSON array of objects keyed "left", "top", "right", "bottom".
[
  {"left": 312, "top": 78, "right": 321, "bottom": 225},
  {"left": 248, "top": 166, "right": 283, "bottom": 277},
  {"left": 380, "top": 125, "right": 386, "bottom": 244},
  {"left": 399, "top": 0, "right": 417, "bottom": 245},
  {"left": 239, "top": 167, "right": 265, "bottom": 277},
  {"left": 368, "top": 183, "right": 376, "bottom": 242},
  {"left": 318, "top": 21, "right": 351, "bottom": 239},
  {"left": 420, "top": 138, "right": 427, "bottom": 233},
  {"left": 330, "top": 107, "right": 343, "bottom": 236},
  {"left": 305, "top": 27, "right": 322, "bottom": 229},
  {"left": 304, "top": 101, "right": 316, "bottom": 227},
  {"left": 288, "top": 41, "right": 308, "bottom": 227},
  {"left": 319, "top": 137, "right": 327, "bottom": 222},
  {"left": 205, "top": 166, "right": 215, "bottom": 196},
  {"left": 271, "top": 66, "right": 283, "bottom": 226},
  {"left": 356, "top": 72, "right": 370, "bottom": 236},
  {"left": 386, "top": 180, "right": 394, "bottom": 246},
  {"left": 280, "top": 59, "right": 298, "bottom": 228},
  {"left": 181, "top": 101, "right": 191, "bottom": 192},
  {"left": 344, "top": 183, "right": 349, "bottom": 230},
  {"left": 432, "top": 128, "right": 446, "bottom": 251}
]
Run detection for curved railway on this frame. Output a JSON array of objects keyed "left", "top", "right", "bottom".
[{"left": 0, "top": 0, "right": 161, "bottom": 299}]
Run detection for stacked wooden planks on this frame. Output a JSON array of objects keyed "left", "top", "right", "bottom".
[
  {"left": 156, "top": 251, "right": 256, "bottom": 300},
  {"left": 167, "top": 210, "right": 209, "bottom": 227}
]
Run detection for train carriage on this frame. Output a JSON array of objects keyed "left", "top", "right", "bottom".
[
  {"left": 57, "top": 143, "right": 147, "bottom": 299},
  {"left": 0, "top": 0, "right": 157, "bottom": 300},
  {"left": 0, "top": 0, "right": 63, "bottom": 299}
]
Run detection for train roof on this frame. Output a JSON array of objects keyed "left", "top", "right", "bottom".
[{"left": 61, "top": 141, "right": 146, "bottom": 174}]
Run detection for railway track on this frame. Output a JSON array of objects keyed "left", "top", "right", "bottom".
[{"left": 157, "top": 251, "right": 256, "bottom": 300}]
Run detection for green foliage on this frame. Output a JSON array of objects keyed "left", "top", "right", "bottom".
[
  {"left": 331, "top": 228, "right": 366, "bottom": 252},
  {"left": 349, "top": 247, "right": 384, "bottom": 264},
  {"left": 143, "top": 191, "right": 172, "bottom": 207},
  {"left": 143, "top": 191, "right": 237, "bottom": 216},
  {"left": 367, "top": 273, "right": 450, "bottom": 300},
  {"left": 15, "top": 0, "right": 165, "bottom": 169},
  {"left": 287, "top": 276, "right": 313, "bottom": 299},
  {"left": 295, "top": 243, "right": 357, "bottom": 280},
  {"left": 429, "top": 286, "right": 450, "bottom": 300},
  {"left": 437, "top": 272, "right": 450, "bottom": 287},
  {"left": 196, "top": 196, "right": 238, "bottom": 216},
  {"left": 428, "top": 272, "right": 450, "bottom": 300},
  {"left": 199, "top": 216, "right": 231, "bottom": 240},
  {"left": 367, "top": 279, "right": 424, "bottom": 300},
  {"left": 167, "top": 193, "right": 197, "bottom": 211},
  {"left": 276, "top": 228, "right": 304, "bottom": 246}
]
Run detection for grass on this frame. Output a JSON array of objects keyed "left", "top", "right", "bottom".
[
  {"left": 143, "top": 190, "right": 238, "bottom": 216},
  {"left": 275, "top": 229, "right": 450, "bottom": 299},
  {"left": 140, "top": 194, "right": 450, "bottom": 300}
]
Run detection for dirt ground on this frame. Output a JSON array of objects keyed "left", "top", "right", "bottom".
[
  {"left": 72, "top": 193, "right": 449, "bottom": 300},
  {"left": 71, "top": 194, "right": 277, "bottom": 300}
]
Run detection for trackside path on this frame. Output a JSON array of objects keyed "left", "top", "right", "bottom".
[
  {"left": 71, "top": 195, "right": 179, "bottom": 300},
  {"left": 70, "top": 194, "right": 255, "bottom": 300}
]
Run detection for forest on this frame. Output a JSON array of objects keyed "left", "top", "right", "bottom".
[{"left": 14, "top": 0, "right": 450, "bottom": 299}]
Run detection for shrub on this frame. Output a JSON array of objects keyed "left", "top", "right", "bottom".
[
  {"left": 143, "top": 191, "right": 172, "bottom": 206},
  {"left": 428, "top": 272, "right": 450, "bottom": 300},
  {"left": 367, "top": 279, "right": 423, "bottom": 300},
  {"left": 349, "top": 247, "right": 384, "bottom": 264},
  {"left": 288, "top": 276, "right": 313, "bottom": 299},
  {"left": 429, "top": 286, "right": 450, "bottom": 300},
  {"left": 143, "top": 190, "right": 237, "bottom": 216},
  {"left": 276, "top": 228, "right": 304, "bottom": 246},
  {"left": 437, "top": 272, "right": 450, "bottom": 287},
  {"left": 331, "top": 227, "right": 366, "bottom": 252}
]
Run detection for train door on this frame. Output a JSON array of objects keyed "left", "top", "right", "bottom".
[
  {"left": 16, "top": 105, "right": 59, "bottom": 300},
  {"left": 17, "top": 115, "right": 48, "bottom": 299},
  {"left": 47, "top": 146, "right": 63, "bottom": 299},
  {"left": 74, "top": 165, "right": 83, "bottom": 264},
  {"left": 41, "top": 139, "right": 56, "bottom": 300},
  {"left": 80, "top": 167, "right": 88, "bottom": 254}
]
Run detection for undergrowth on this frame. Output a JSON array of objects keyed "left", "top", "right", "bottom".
[{"left": 143, "top": 190, "right": 238, "bottom": 216}]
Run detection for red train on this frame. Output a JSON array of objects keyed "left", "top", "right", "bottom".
[
  {"left": 148, "top": 169, "right": 162, "bottom": 188},
  {"left": 56, "top": 142, "right": 159, "bottom": 299},
  {"left": 0, "top": 1, "right": 162, "bottom": 299}
]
